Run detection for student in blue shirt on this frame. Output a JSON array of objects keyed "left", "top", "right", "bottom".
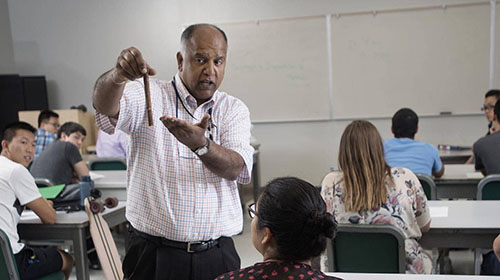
[{"left": 384, "top": 108, "right": 445, "bottom": 178}]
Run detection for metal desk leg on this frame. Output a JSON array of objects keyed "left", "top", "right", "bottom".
[{"left": 73, "top": 228, "right": 89, "bottom": 280}]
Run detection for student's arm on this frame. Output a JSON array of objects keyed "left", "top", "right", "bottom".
[
  {"left": 432, "top": 165, "right": 445, "bottom": 178},
  {"left": 493, "top": 234, "right": 500, "bottom": 261},
  {"left": 73, "top": 161, "right": 90, "bottom": 181},
  {"left": 27, "top": 198, "right": 56, "bottom": 224},
  {"left": 420, "top": 220, "right": 431, "bottom": 233}
]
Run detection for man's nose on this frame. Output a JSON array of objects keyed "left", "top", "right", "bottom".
[{"left": 203, "top": 61, "right": 216, "bottom": 76}]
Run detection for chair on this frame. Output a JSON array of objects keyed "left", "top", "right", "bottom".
[
  {"left": 89, "top": 158, "right": 126, "bottom": 171},
  {"left": 476, "top": 174, "right": 500, "bottom": 200},
  {"left": 327, "top": 224, "right": 406, "bottom": 273},
  {"left": 0, "top": 229, "right": 64, "bottom": 280},
  {"left": 416, "top": 173, "right": 437, "bottom": 200},
  {"left": 474, "top": 174, "right": 500, "bottom": 274},
  {"left": 34, "top": 178, "right": 54, "bottom": 188}
]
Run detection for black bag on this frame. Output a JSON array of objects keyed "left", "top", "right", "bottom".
[{"left": 52, "top": 184, "right": 81, "bottom": 211}]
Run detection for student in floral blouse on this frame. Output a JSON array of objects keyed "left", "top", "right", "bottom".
[
  {"left": 320, "top": 120, "right": 433, "bottom": 274},
  {"left": 216, "top": 177, "right": 341, "bottom": 280}
]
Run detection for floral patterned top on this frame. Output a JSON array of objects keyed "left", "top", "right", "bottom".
[
  {"left": 320, "top": 167, "right": 432, "bottom": 274},
  {"left": 216, "top": 261, "right": 342, "bottom": 280}
]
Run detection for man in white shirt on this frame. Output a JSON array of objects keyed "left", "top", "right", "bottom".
[{"left": 0, "top": 122, "right": 73, "bottom": 279}]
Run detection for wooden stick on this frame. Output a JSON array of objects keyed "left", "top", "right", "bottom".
[{"left": 143, "top": 74, "right": 153, "bottom": 126}]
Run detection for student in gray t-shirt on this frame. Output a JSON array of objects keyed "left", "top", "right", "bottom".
[
  {"left": 30, "top": 122, "right": 90, "bottom": 185},
  {"left": 474, "top": 99, "right": 500, "bottom": 176}
]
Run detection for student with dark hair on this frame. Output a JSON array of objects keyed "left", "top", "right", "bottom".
[
  {"left": 34, "top": 110, "right": 60, "bottom": 158},
  {"left": 217, "top": 177, "right": 340, "bottom": 280},
  {"left": 474, "top": 99, "right": 500, "bottom": 176},
  {"left": 30, "top": 122, "right": 89, "bottom": 185},
  {"left": 0, "top": 122, "right": 73, "bottom": 279},
  {"left": 483, "top": 90, "right": 500, "bottom": 135},
  {"left": 321, "top": 120, "right": 432, "bottom": 274},
  {"left": 384, "top": 108, "right": 444, "bottom": 178}
]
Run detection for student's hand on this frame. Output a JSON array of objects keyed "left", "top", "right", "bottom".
[
  {"left": 111, "top": 47, "right": 157, "bottom": 84},
  {"left": 160, "top": 114, "right": 210, "bottom": 150},
  {"left": 45, "top": 199, "right": 54, "bottom": 208}
]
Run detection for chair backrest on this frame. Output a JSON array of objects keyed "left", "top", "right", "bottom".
[
  {"left": 35, "top": 178, "right": 54, "bottom": 188},
  {"left": 327, "top": 224, "right": 406, "bottom": 273},
  {"left": 0, "top": 229, "right": 20, "bottom": 280},
  {"left": 477, "top": 174, "right": 500, "bottom": 200},
  {"left": 416, "top": 173, "right": 437, "bottom": 200},
  {"left": 89, "top": 158, "right": 126, "bottom": 171}
]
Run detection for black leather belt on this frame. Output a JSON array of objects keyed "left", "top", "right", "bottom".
[
  {"left": 160, "top": 238, "right": 219, "bottom": 253},
  {"left": 132, "top": 227, "right": 219, "bottom": 253}
]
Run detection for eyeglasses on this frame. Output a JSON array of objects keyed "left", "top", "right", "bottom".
[
  {"left": 46, "top": 122, "right": 60, "bottom": 128},
  {"left": 481, "top": 105, "right": 495, "bottom": 112},
  {"left": 248, "top": 203, "right": 257, "bottom": 219}
]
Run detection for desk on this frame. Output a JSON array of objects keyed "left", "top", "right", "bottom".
[
  {"left": 435, "top": 164, "right": 483, "bottom": 199},
  {"left": 421, "top": 200, "right": 499, "bottom": 249},
  {"left": 439, "top": 149, "right": 472, "bottom": 164},
  {"left": 18, "top": 202, "right": 126, "bottom": 280},
  {"left": 327, "top": 272, "right": 500, "bottom": 279},
  {"left": 91, "top": 170, "right": 127, "bottom": 200}
]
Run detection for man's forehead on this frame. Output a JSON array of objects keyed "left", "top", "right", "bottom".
[{"left": 187, "top": 28, "right": 226, "bottom": 51}]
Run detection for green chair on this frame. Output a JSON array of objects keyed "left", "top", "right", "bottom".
[
  {"left": 0, "top": 229, "right": 64, "bottom": 280},
  {"left": 327, "top": 224, "right": 406, "bottom": 273},
  {"left": 89, "top": 158, "right": 126, "bottom": 171},
  {"left": 416, "top": 173, "right": 437, "bottom": 200},
  {"left": 474, "top": 175, "right": 500, "bottom": 274},
  {"left": 476, "top": 174, "right": 500, "bottom": 200}
]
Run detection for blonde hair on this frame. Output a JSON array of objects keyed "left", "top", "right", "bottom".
[{"left": 338, "top": 120, "right": 393, "bottom": 212}]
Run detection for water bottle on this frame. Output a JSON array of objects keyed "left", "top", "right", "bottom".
[{"left": 79, "top": 176, "right": 94, "bottom": 206}]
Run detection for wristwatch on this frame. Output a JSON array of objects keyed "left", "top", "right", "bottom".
[{"left": 192, "top": 137, "right": 210, "bottom": 156}]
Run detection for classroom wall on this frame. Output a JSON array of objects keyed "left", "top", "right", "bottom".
[
  {"left": 0, "top": 0, "right": 15, "bottom": 74},
  {"left": 6, "top": 0, "right": 489, "bottom": 186}
]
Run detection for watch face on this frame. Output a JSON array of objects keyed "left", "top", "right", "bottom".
[{"left": 196, "top": 146, "right": 208, "bottom": 156}]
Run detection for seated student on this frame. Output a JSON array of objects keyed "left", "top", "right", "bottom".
[
  {"left": 217, "top": 177, "right": 340, "bottom": 280},
  {"left": 30, "top": 122, "right": 89, "bottom": 185},
  {"left": 465, "top": 89, "right": 500, "bottom": 164},
  {"left": 0, "top": 122, "right": 73, "bottom": 279},
  {"left": 384, "top": 108, "right": 444, "bottom": 178},
  {"left": 321, "top": 120, "right": 432, "bottom": 274},
  {"left": 473, "top": 99, "right": 500, "bottom": 176},
  {"left": 34, "top": 110, "right": 60, "bottom": 158},
  {"left": 96, "top": 129, "right": 128, "bottom": 158}
]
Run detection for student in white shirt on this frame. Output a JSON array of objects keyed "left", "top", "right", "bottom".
[{"left": 0, "top": 122, "right": 73, "bottom": 279}]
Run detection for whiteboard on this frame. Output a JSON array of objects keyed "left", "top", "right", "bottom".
[
  {"left": 495, "top": 4, "right": 500, "bottom": 89},
  {"left": 219, "top": 17, "right": 331, "bottom": 122},
  {"left": 330, "top": 4, "right": 492, "bottom": 119}
]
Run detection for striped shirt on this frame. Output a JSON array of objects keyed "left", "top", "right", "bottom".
[
  {"left": 34, "top": 128, "right": 57, "bottom": 158},
  {"left": 96, "top": 73, "right": 254, "bottom": 242}
]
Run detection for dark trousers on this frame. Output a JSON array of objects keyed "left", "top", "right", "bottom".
[{"left": 123, "top": 226, "right": 240, "bottom": 280}]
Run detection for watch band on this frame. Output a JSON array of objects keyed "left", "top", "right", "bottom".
[{"left": 192, "top": 137, "right": 210, "bottom": 156}]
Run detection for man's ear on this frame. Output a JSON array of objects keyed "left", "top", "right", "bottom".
[
  {"left": 60, "top": 132, "right": 68, "bottom": 141},
  {"left": 261, "top": 227, "right": 273, "bottom": 246},
  {"left": 176, "top": 52, "right": 184, "bottom": 72},
  {"left": 1, "top": 140, "right": 8, "bottom": 153}
]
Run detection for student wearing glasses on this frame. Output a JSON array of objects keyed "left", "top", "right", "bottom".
[
  {"left": 321, "top": 120, "right": 432, "bottom": 274},
  {"left": 93, "top": 24, "right": 253, "bottom": 279},
  {"left": 34, "top": 110, "right": 60, "bottom": 158},
  {"left": 466, "top": 89, "right": 500, "bottom": 164},
  {"left": 217, "top": 177, "right": 340, "bottom": 280}
]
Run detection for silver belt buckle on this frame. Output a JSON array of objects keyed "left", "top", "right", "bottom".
[{"left": 187, "top": 242, "right": 196, "bottom": 253}]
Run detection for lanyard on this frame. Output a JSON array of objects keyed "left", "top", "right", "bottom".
[{"left": 171, "top": 77, "right": 217, "bottom": 140}]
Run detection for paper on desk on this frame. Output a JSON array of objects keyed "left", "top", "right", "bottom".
[
  {"left": 466, "top": 172, "right": 484, "bottom": 179},
  {"left": 89, "top": 171, "right": 105, "bottom": 180},
  {"left": 429, "top": 206, "right": 448, "bottom": 218}
]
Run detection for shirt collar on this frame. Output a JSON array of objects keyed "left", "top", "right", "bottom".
[{"left": 174, "top": 73, "right": 217, "bottom": 109}]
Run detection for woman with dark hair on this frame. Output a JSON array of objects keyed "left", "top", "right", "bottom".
[
  {"left": 320, "top": 120, "right": 432, "bottom": 274},
  {"left": 216, "top": 177, "right": 341, "bottom": 280}
]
